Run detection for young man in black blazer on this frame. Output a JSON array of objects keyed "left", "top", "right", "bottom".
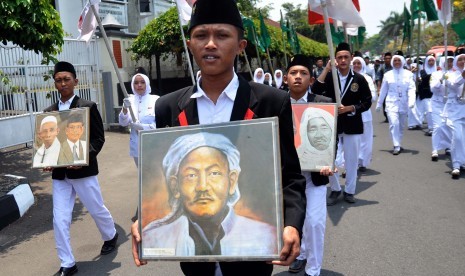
[
  {"left": 285, "top": 55, "right": 333, "bottom": 276},
  {"left": 45, "top": 62, "right": 118, "bottom": 276},
  {"left": 131, "top": 0, "right": 306, "bottom": 275},
  {"left": 312, "top": 43, "right": 372, "bottom": 205}
]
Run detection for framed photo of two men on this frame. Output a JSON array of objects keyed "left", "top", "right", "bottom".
[
  {"left": 292, "top": 103, "right": 338, "bottom": 172},
  {"left": 138, "top": 118, "right": 283, "bottom": 261},
  {"left": 32, "top": 107, "right": 90, "bottom": 169}
]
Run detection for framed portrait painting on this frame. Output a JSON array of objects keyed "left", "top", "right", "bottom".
[
  {"left": 292, "top": 103, "right": 338, "bottom": 172},
  {"left": 32, "top": 107, "right": 90, "bottom": 168},
  {"left": 138, "top": 118, "right": 283, "bottom": 261}
]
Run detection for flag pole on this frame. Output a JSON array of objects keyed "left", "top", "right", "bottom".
[
  {"left": 443, "top": 15, "right": 449, "bottom": 99},
  {"left": 321, "top": 0, "right": 341, "bottom": 106},
  {"left": 415, "top": 15, "right": 421, "bottom": 91},
  {"left": 265, "top": 48, "right": 275, "bottom": 76},
  {"left": 174, "top": 2, "right": 195, "bottom": 85},
  {"left": 242, "top": 50, "right": 254, "bottom": 80},
  {"left": 282, "top": 31, "right": 288, "bottom": 68},
  {"left": 251, "top": 27, "right": 263, "bottom": 68},
  {"left": 89, "top": 3, "right": 136, "bottom": 122}
]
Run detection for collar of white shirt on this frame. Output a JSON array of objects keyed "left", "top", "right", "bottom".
[
  {"left": 58, "top": 94, "right": 76, "bottom": 111},
  {"left": 191, "top": 73, "right": 239, "bottom": 102}
]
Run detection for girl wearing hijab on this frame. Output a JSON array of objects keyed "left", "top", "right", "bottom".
[
  {"left": 417, "top": 55, "right": 436, "bottom": 135},
  {"left": 376, "top": 54, "right": 416, "bottom": 155},
  {"left": 274, "top": 69, "right": 285, "bottom": 90},
  {"left": 352, "top": 57, "right": 377, "bottom": 171},
  {"left": 444, "top": 53, "right": 465, "bottom": 179},
  {"left": 119, "top": 73, "right": 160, "bottom": 166},
  {"left": 429, "top": 55, "right": 453, "bottom": 161},
  {"left": 253, "top": 68, "right": 264, "bottom": 84},
  {"left": 264, "top": 72, "right": 274, "bottom": 86}
]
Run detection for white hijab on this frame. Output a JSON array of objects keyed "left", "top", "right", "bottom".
[
  {"left": 274, "top": 69, "right": 283, "bottom": 88},
  {"left": 453, "top": 54, "right": 465, "bottom": 71},
  {"left": 351, "top": 56, "right": 366, "bottom": 74},
  {"left": 253, "top": 68, "right": 265, "bottom": 83},
  {"left": 391, "top": 55, "right": 407, "bottom": 80},
  {"left": 131, "top": 73, "right": 151, "bottom": 96},
  {"left": 423, "top": 56, "right": 437, "bottom": 75},
  {"left": 264, "top": 73, "right": 273, "bottom": 86}
]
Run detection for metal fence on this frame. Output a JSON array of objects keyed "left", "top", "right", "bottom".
[{"left": 0, "top": 39, "right": 101, "bottom": 149}]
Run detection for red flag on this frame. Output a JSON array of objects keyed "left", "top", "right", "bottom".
[
  {"left": 437, "top": 0, "right": 451, "bottom": 26},
  {"left": 77, "top": 0, "right": 100, "bottom": 43},
  {"left": 308, "top": 0, "right": 361, "bottom": 25}
]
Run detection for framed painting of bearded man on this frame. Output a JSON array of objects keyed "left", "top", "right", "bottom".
[
  {"left": 138, "top": 118, "right": 283, "bottom": 261},
  {"left": 292, "top": 103, "right": 338, "bottom": 172}
]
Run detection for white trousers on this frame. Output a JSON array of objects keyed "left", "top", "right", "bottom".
[
  {"left": 329, "top": 134, "right": 361, "bottom": 195},
  {"left": 297, "top": 177, "right": 327, "bottom": 276},
  {"left": 431, "top": 101, "right": 451, "bottom": 153},
  {"left": 446, "top": 118, "right": 465, "bottom": 169},
  {"left": 359, "top": 120, "right": 374, "bottom": 167},
  {"left": 387, "top": 111, "right": 407, "bottom": 148},
  {"left": 419, "top": 98, "right": 433, "bottom": 130},
  {"left": 53, "top": 176, "right": 116, "bottom": 268}
]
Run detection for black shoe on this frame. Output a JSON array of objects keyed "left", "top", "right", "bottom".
[
  {"left": 358, "top": 166, "right": 367, "bottom": 172},
  {"left": 101, "top": 232, "right": 118, "bottom": 255},
  {"left": 452, "top": 169, "right": 460, "bottom": 180},
  {"left": 341, "top": 171, "right": 346, "bottom": 178},
  {"left": 327, "top": 190, "right": 342, "bottom": 206},
  {"left": 392, "top": 148, "right": 400, "bottom": 155},
  {"left": 445, "top": 148, "right": 451, "bottom": 156},
  {"left": 383, "top": 118, "right": 389, "bottom": 123},
  {"left": 288, "top": 259, "right": 306, "bottom": 273},
  {"left": 425, "top": 130, "right": 433, "bottom": 136},
  {"left": 431, "top": 153, "right": 438, "bottom": 161},
  {"left": 54, "top": 265, "right": 78, "bottom": 276},
  {"left": 343, "top": 192, "right": 356, "bottom": 203}
]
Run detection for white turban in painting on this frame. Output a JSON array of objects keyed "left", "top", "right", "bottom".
[{"left": 297, "top": 107, "right": 335, "bottom": 171}]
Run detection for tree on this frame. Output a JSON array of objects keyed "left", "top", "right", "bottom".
[
  {"left": 378, "top": 11, "right": 403, "bottom": 50},
  {"left": 281, "top": 2, "right": 326, "bottom": 43},
  {"left": 0, "top": 0, "right": 64, "bottom": 64}
]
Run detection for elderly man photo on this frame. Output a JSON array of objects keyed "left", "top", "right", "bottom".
[
  {"left": 33, "top": 115, "right": 61, "bottom": 167},
  {"left": 142, "top": 132, "right": 277, "bottom": 257},
  {"left": 297, "top": 107, "right": 335, "bottom": 171}
]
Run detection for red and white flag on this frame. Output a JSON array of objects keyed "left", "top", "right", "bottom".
[
  {"left": 175, "top": 0, "right": 197, "bottom": 25},
  {"left": 437, "top": 0, "right": 451, "bottom": 26},
  {"left": 77, "top": 0, "right": 100, "bottom": 43},
  {"left": 308, "top": 0, "right": 364, "bottom": 27}
]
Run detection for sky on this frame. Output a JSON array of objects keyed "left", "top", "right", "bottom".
[{"left": 258, "top": 0, "right": 412, "bottom": 37}]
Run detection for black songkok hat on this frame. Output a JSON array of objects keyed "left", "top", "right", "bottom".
[
  {"left": 384, "top": 52, "right": 392, "bottom": 57},
  {"left": 67, "top": 112, "right": 84, "bottom": 125},
  {"left": 335, "top": 42, "right": 351, "bottom": 54},
  {"left": 443, "top": 50, "right": 455, "bottom": 57},
  {"left": 188, "top": 0, "right": 244, "bottom": 34},
  {"left": 54, "top": 61, "right": 76, "bottom": 78},
  {"left": 456, "top": 47, "right": 465, "bottom": 55},
  {"left": 394, "top": 50, "right": 404, "bottom": 57},
  {"left": 287, "top": 54, "right": 312, "bottom": 72},
  {"left": 353, "top": 51, "right": 363, "bottom": 58}
]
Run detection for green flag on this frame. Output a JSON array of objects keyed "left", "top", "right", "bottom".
[
  {"left": 242, "top": 16, "right": 265, "bottom": 52},
  {"left": 280, "top": 10, "right": 289, "bottom": 33},
  {"left": 410, "top": 0, "right": 421, "bottom": 20},
  {"left": 291, "top": 25, "right": 301, "bottom": 54},
  {"left": 286, "top": 19, "right": 294, "bottom": 49},
  {"left": 259, "top": 10, "right": 271, "bottom": 49},
  {"left": 452, "top": 18, "right": 465, "bottom": 45},
  {"left": 358, "top": 26, "right": 366, "bottom": 46},
  {"left": 402, "top": 3, "right": 411, "bottom": 45},
  {"left": 419, "top": 0, "right": 438, "bottom": 21},
  {"left": 330, "top": 24, "right": 345, "bottom": 45}
]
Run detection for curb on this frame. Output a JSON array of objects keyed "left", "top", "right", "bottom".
[{"left": 0, "top": 174, "right": 34, "bottom": 231}]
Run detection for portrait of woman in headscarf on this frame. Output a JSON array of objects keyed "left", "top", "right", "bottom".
[{"left": 296, "top": 107, "right": 335, "bottom": 171}]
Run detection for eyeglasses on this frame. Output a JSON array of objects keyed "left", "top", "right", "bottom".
[{"left": 54, "top": 78, "right": 73, "bottom": 84}]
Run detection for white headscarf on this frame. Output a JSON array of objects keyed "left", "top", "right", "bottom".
[
  {"left": 423, "top": 56, "right": 437, "bottom": 75},
  {"left": 131, "top": 73, "right": 151, "bottom": 96},
  {"left": 440, "top": 56, "right": 454, "bottom": 72},
  {"left": 453, "top": 54, "right": 465, "bottom": 71},
  {"left": 264, "top": 73, "right": 273, "bottom": 86},
  {"left": 351, "top": 56, "right": 366, "bottom": 74},
  {"left": 391, "top": 55, "right": 407, "bottom": 81},
  {"left": 274, "top": 69, "right": 283, "bottom": 88},
  {"left": 253, "top": 68, "right": 265, "bottom": 83}
]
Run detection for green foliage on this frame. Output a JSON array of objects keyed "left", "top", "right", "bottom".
[
  {"left": 128, "top": 7, "right": 185, "bottom": 63},
  {"left": 281, "top": 2, "right": 327, "bottom": 43},
  {"left": 0, "top": 0, "right": 64, "bottom": 64}
]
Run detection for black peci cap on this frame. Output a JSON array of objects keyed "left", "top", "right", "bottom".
[
  {"left": 54, "top": 61, "right": 76, "bottom": 78},
  {"left": 188, "top": 0, "right": 244, "bottom": 34},
  {"left": 455, "top": 47, "right": 465, "bottom": 55},
  {"left": 287, "top": 54, "right": 312, "bottom": 72},
  {"left": 394, "top": 50, "right": 404, "bottom": 57},
  {"left": 335, "top": 42, "right": 351, "bottom": 54}
]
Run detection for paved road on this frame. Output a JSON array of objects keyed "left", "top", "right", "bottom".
[{"left": 1, "top": 111, "right": 465, "bottom": 276}]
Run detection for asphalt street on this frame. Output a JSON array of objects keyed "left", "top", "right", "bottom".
[{"left": 1, "top": 110, "right": 465, "bottom": 276}]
